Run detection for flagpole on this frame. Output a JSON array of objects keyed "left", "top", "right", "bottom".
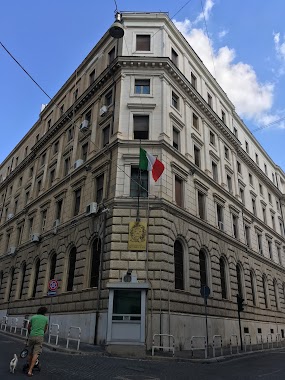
[{"left": 137, "top": 140, "right": 141, "bottom": 222}]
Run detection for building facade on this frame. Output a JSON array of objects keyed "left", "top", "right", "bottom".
[{"left": 0, "top": 12, "right": 285, "bottom": 352}]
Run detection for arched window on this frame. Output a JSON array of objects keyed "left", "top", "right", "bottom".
[
  {"left": 67, "top": 247, "right": 77, "bottom": 291},
  {"left": 219, "top": 257, "right": 227, "bottom": 299},
  {"left": 7, "top": 267, "right": 15, "bottom": 302},
  {"left": 262, "top": 274, "right": 269, "bottom": 308},
  {"left": 174, "top": 240, "right": 184, "bottom": 290},
  {"left": 49, "top": 253, "right": 57, "bottom": 280},
  {"left": 19, "top": 262, "right": 26, "bottom": 299},
  {"left": 274, "top": 279, "right": 280, "bottom": 310},
  {"left": 199, "top": 250, "right": 207, "bottom": 287},
  {"left": 32, "top": 259, "right": 40, "bottom": 298},
  {"left": 90, "top": 239, "right": 101, "bottom": 288},
  {"left": 236, "top": 264, "right": 243, "bottom": 298},
  {"left": 250, "top": 270, "right": 256, "bottom": 306}
]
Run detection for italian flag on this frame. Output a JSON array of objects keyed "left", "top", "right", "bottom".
[{"left": 139, "top": 148, "right": 165, "bottom": 182}]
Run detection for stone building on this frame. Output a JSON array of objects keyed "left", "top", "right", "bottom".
[{"left": 0, "top": 12, "right": 285, "bottom": 353}]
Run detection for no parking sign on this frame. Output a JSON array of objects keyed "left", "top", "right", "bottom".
[{"left": 48, "top": 279, "right": 58, "bottom": 291}]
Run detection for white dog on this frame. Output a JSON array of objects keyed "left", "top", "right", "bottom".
[{"left": 9, "top": 354, "right": 18, "bottom": 374}]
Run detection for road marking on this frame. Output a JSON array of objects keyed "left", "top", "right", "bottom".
[{"left": 258, "top": 369, "right": 281, "bottom": 377}]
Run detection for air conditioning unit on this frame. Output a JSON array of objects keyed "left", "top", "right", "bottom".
[
  {"left": 86, "top": 202, "right": 98, "bottom": 215},
  {"left": 122, "top": 273, "right": 137, "bottom": 284},
  {"left": 7, "top": 247, "right": 16, "bottom": 255},
  {"left": 74, "top": 159, "right": 84, "bottom": 170},
  {"left": 218, "top": 221, "right": 224, "bottom": 231},
  {"left": 7, "top": 213, "right": 14, "bottom": 221},
  {"left": 100, "top": 105, "right": 108, "bottom": 116},
  {"left": 80, "top": 120, "right": 89, "bottom": 131},
  {"left": 31, "top": 233, "right": 40, "bottom": 242}
]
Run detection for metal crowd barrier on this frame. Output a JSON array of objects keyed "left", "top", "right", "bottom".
[
  {"left": 276, "top": 333, "right": 281, "bottom": 348},
  {"left": 21, "top": 319, "right": 29, "bottom": 337},
  {"left": 9, "top": 317, "right": 18, "bottom": 334},
  {"left": 230, "top": 334, "right": 239, "bottom": 354},
  {"left": 48, "top": 323, "right": 60, "bottom": 346},
  {"left": 0, "top": 316, "right": 8, "bottom": 332},
  {"left": 66, "top": 326, "right": 81, "bottom": 351},
  {"left": 244, "top": 334, "right": 252, "bottom": 352},
  {"left": 190, "top": 336, "right": 207, "bottom": 359},
  {"left": 256, "top": 334, "right": 263, "bottom": 350},
  {"left": 151, "top": 334, "right": 175, "bottom": 356},
  {"left": 267, "top": 333, "right": 273, "bottom": 349},
  {"left": 212, "top": 335, "right": 223, "bottom": 357}
]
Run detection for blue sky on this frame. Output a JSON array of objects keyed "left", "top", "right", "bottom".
[{"left": 1, "top": 0, "right": 285, "bottom": 170}]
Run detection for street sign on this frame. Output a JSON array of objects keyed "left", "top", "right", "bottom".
[
  {"left": 47, "top": 291, "right": 57, "bottom": 296},
  {"left": 48, "top": 279, "right": 58, "bottom": 291},
  {"left": 200, "top": 285, "right": 211, "bottom": 299}
]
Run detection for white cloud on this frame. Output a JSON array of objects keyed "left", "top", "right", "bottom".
[
  {"left": 273, "top": 32, "right": 285, "bottom": 66},
  {"left": 218, "top": 29, "right": 228, "bottom": 39},
  {"left": 194, "top": 0, "right": 214, "bottom": 24},
  {"left": 174, "top": 19, "right": 274, "bottom": 122}
]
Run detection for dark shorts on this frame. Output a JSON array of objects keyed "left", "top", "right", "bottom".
[{"left": 28, "top": 336, "right": 44, "bottom": 355}]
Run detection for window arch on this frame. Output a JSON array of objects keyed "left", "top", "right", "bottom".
[
  {"left": 219, "top": 257, "right": 227, "bottom": 299},
  {"left": 19, "top": 262, "right": 26, "bottom": 299},
  {"left": 274, "top": 279, "right": 280, "bottom": 310},
  {"left": 31, "top": 259, "right": 40, "bottom": 298},
  {"left": 67, "top": 247, "right": 77, "bottom": 291},
  {"left": 174, "top": 240, "right": 184, "bottom": 290},
  {"left": 199, "top": 250, "right": 208, "bottom": 287},
  {"left": 262, "top": 274, "right": 269, "bottom": 308},
  {"left": 49, "top": 253, "right": 57, "bottom": 281},
  {"left": 249, "top": 270, "right": 257, "bottom": 306},
  {"left": 236, "top": 264, "right": 244, "bottom": 298},
  {"left": 7, "top": 267, "right": 15, "bottom": 302},
  {"left": 90, "top": 239, "right": 101, "bottom": 288}
]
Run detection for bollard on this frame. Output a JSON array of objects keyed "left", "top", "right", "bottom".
[
  {"left": 151, "top": 334, "right": 175, "bottom": 356},
  {"left": 212, "top": 335, "right": 223, "bottom": 358},
  {"left": 230, "top": 334, "right": 239, "bottom": 355}
]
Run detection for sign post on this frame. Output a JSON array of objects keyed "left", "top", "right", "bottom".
[
  {"left": 47, "top": 279, "right": 58, "bottom": 325},
  {"left": 200, "top": 285, "right": 211, "bottom": 358}
]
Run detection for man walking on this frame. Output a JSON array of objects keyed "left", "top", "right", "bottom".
[{"left": 27, "top": 306, "right": 48, "bottom": 377}]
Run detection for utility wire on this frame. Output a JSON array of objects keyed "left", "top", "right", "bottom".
[
  {"left": 251, "top": 116, "right": 285, "bottom": 133},
  {"left": 171, "top": 0, "right": 193, "bottom": 19}
]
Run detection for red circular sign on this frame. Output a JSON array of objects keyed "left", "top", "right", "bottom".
[{"left": 48, "top": 279, "right": 58, "bottom": 291}]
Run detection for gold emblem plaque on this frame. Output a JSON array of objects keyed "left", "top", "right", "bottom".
[{"left": 128, "top": 221, "right": 147, "bottom": 250}]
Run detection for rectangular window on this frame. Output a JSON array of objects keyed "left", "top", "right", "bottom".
[
  {"left": 60, "top": 104, "right": 64, "bottom": 115},
  {"left": 105, "top": 91, "right": 113, "bottom": 106},
  {"left": 237, "top": 161, "right": 241, "bottom": 174},
  {"left": 262, "top": 207, "right": 267, "bottom": 223},
  {"left": 175, "top": 176, "right": 183, "bottom": 207},
  {"left": 89, "top": 69, "right": 96, "bottom": 85},
  {"left": 25, "top": 191, "right": 30, "bottom": 205},
  {"left": 108, "top": 47, "right": 115, "bottom": 63},
  {"left": 130, "top": 167, "right": 148, "bottom": 198},
  {"left": 272, "top": 173, "right": 275, "bottom": 184},
  {"left": 210, "top": 130, "right": 215, "bottom": 145},
  {"left": 212, "top": 162, "right": 218, "bottom": 182},
  {"left": 49, "top": 169, "right": 55, "bottom": 186},
  {"left": 193, "top": 113, "right": 199, "bottom": 130},
  {"left": 64, "top": 157, "right": 70, "bottom": 176},
  {"left": 224, "top": 146, "right": 229, "bottom": 160},
  {"left": 47, "top": 119, "right": 51, "bottom": 129},
  {"left": 255, "top": 153, "right": 259, "bottom": 165},
  {"left": 171, "top": 91, "right": 179, "bottom": 110},
  {"left": 74, "top": 189, "right": 81, "bottom": 216},
  {"left": 191, "top": 73, "right": 197, "bottom": 89},
  {"left": 232, "top": 214, "right": 238, "bottom": 238},
  {"left": 233, "top": 127, "right": 238, "bottom": 137},
  {"left": 194, "top": 145, "right": 200, "bottom": 167},
  {"left": 268, "top": 192, "right": 272, "bottom": 204},
  {"left": 85, "top": 110, "right": 92, "bottom": 125},
  {"left": 14, "top": 199, "right": 18, "bottom": 214},
  {"left": 198, "top": 191, "right": 206, "bottom": 220},
  {"left": 29, "top": 166, "right": 34, "bottom": 178},
  {"left": 271, "top": 214, "right": 276, "bottom": 230},
  {"left": 171, "top": 48, "right": 178, "bottom": 65},
  {"left": 25, "top": 146, "right": 28, "bottom": 157},
  {"left": 41, "top": 153, "right": 46, "bottom": 166},
  {"left": 249, "top": 173, "right": 253, "bottom": 185},
  {"left": 133, "top": 115, "right": 149, "bottom": 140},
  {"left": 244, "top": 225, "right": 251, "bottom": 247},
  {"left": 17, "top": 225, "right": 23, "bottom": 246},
  {"left": 252, "top": 198, "right": 256, "bottom": 216},
  {"left": 28, "top": 217, "right": 33, "bottom": 238},
  {"left": 135, "top": 79, "right": 150, "bottom": 94},
  {"left": 74, "top": 88, "right": 78, "bottom": 100},
  {"left": 37, "top": 178, "right": 42, "bottom": 195},
  {"left": 221, "top": 110, "right": 226, "bottom": 124},
  {"left": 240, "top": 188, "right": 245, "bottom": 204},
  {"left": 227, "top": 175, "right": 232, "bottom": 193},
  {"left": 19, "top": 177, "right": 22, "bottom": 187},
  {"left": 268, "top": 240, "right": 273, "bottom": 259},
  {"left": 53, "top": 141, "right": 59, "bottom": 154},
  {"left": 217, "top": 204, "right": 223, "bottom": 229},
  {"left": 277, "top": 246, "right": 282, "bottom": 265},
  {"left": 207, "top": 93, "right": 212, "bottom": 108},
  {"left": 173, "top": 128, "right": 180, "bottom": 150},
  {"left": 264, "top": 163, "right": 268, "bottom": 175},
  {"left": 82, "top": 143, "right": 88, "bottom": 162},
  {"left": 276, "top": 200, "right": 280, "bottom": 212},
  {"left": 36, "top": 134, "right": 39, "bottom": 142},
  {"left": 257, "top": 234, "right": 263, "bottom": 254},
  {"left": 96, "top": 174, "right": 104, "bottom": 204},
  {"left": 102, "top": 125, "right": 110, "bottom": 147},
  {"left": 41, "top": 210, "right": 47, "bottom": 232},
  {"left": 259, "top": 184, "right": 263, "bottom": 195},
  {"left": 136, "top": 35, "right": 150, "bottom": 51},
  {"left": 67, "top": 127, "right": 74, "bottom": 142},
  {"left": 56, "top": 199, "right": 63, "bottom": 221},
  {"left": 280, "top": 221, "right": 284, "bottom": 237},
  {"left": 245, "top": 141, "right": 249, "bottom": 153}
]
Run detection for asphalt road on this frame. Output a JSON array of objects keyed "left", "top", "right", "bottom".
[{"left": 1, "top": 333, "right": 285, "bottom": 380}]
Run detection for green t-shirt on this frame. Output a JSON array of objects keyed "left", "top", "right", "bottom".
[{"left": 29, "top": 314, "right": 48, "bottom": 337}]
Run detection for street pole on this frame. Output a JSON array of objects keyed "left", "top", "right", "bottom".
[
  {"left": 238, "top": 309, "right": 243, "bottom": 351},
  {"left": 204, "top": 296, "right": 209, "bottom": 358}
]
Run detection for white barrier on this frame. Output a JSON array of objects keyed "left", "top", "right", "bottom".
[
  {"left": 244, "top": 334, "right": 252, "bottom": 352},
  {"left": 48, "top": 323, "right": 60, "bottom": 346},
  {"left": 276, "top": 333, "right": 281, "bottom": 348},
  {"left": 21, "top": 319, "right": 29, "bottom": 337},
  {"left": 212, "top": 335, "right": 223, "bottom": 358},
  {"left": 9, "top": 318, "right": 18, "bottom": 334},
  {"left": 190, "top": 336, "right": 207, "bottom": 359},
  {"left": 151, "top": 334, "right": 175, "bottom": 356},
  {"left": 230, "top": 334, "right": 239, "bottom": 355},
  {"left": 66, "top": 326, "right": 81, "bottom": 351},
  {"left": 256, "top": 334, "right": 263, "bottom": 350},
  {"left": 267, "top": 334, "right": 273, "bottom": 349},
  {"left": 0, "top": 316, "right": 8, "bottom": 332}
]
